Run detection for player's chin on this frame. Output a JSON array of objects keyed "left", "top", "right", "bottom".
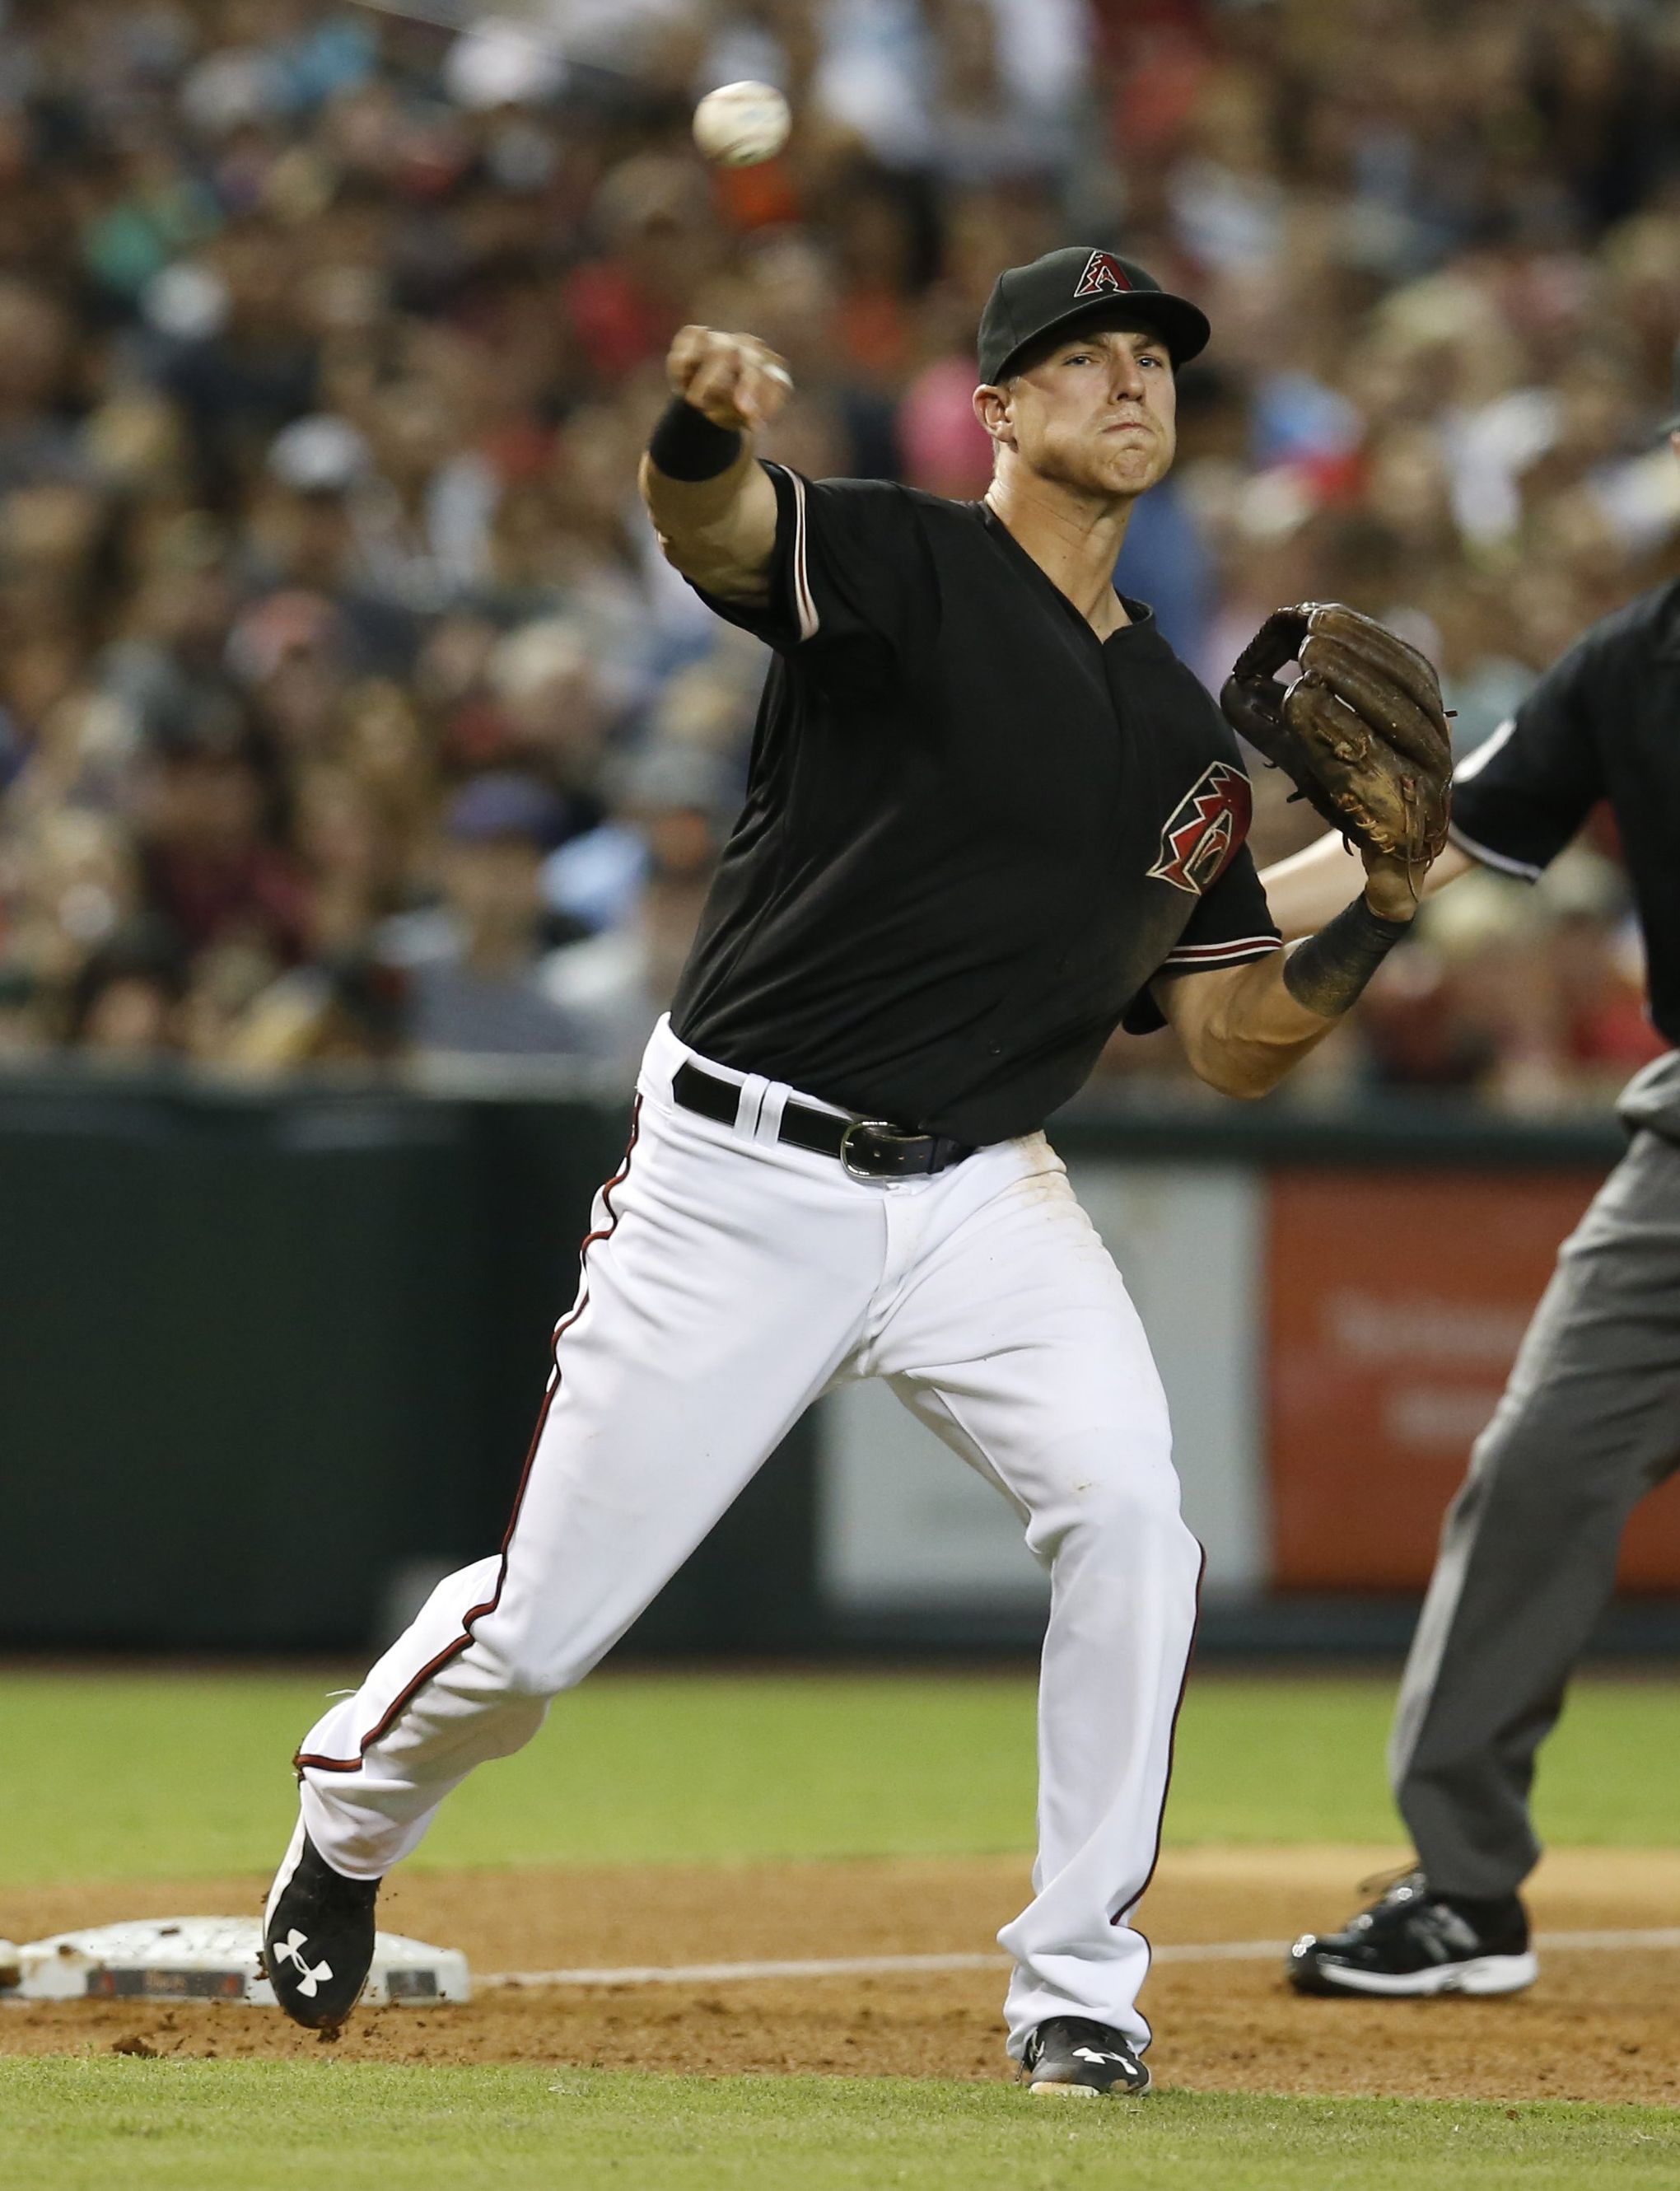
[{"left": 1081, "top": 438, "right": 1169, "bottom": 498}]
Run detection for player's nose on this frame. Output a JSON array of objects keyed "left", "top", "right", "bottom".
[{"left": 1109, "top": 350, "right": 1147, "bottom": 400}]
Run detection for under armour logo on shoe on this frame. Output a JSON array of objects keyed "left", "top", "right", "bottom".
[
  {"left": 272, "top": 1929, "right": 334, "bottom": 1997},
  {"left": 1073, "top": 2045, "right": 1129, "bottom": 2066},
  {"left": 1073, "top": 250, "right": 1132, "bottom": 299},
  {"left": 1418, "top": 1905, "right": 1482, "bottom": 1961}
]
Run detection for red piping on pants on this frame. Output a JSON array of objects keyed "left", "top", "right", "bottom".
[{"left": 295, "top": 1100, "right": 643, "bottom": 1776}]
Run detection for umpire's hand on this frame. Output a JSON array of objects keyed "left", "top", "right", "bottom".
[{"left": 667, "top": 325, "right": 794, "bottom": 433}]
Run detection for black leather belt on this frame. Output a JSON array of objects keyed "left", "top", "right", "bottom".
[{"left": 671, "top": 1061, "right": 973, "bottom": 1181}]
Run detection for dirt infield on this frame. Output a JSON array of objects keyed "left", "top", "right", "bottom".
[{"left": 4, "top": 1846, "right": 1678, "bottom": 2101}]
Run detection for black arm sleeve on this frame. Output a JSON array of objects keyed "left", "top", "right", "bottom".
[{"left": 688, "top": 464, "right": 936, "bottom": 656}]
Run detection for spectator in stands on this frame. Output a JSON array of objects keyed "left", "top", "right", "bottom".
[
  {"left": 0, "top": 0, "right": 1672, "bottom": 1114},
  {"left": 68, "top": 918, "right": 189, "bottom": 1062},
  {"left": 381, "top": 771, "right": 633, "bottom": 1065}
]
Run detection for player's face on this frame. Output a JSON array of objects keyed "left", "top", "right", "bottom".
[{"left": 989, "top": 327, "right": 1177, "bottom": 500}]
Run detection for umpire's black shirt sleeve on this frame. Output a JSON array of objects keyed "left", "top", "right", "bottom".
[
  {"left": 1447, "top": 576, "right": 1680, "bottom": 1049},
  {"left": 1449, "top": 645, "right": 1603, "bottom": 880}
]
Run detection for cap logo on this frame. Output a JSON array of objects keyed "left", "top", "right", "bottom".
[{"left": 1073, "top": 250, "right": 1131, "bottom": 299}]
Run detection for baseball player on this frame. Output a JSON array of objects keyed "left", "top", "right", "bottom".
[
  {"left": 1271, "top": 364, "right": 1680, "bottom": 1999},
  {"left": 263, "top": 246, "right": 1449, "bottom": 2091}
]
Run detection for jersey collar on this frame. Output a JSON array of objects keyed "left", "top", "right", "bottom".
[{"left": 975, "top": 500, "right": 1157, "bottom": 645}]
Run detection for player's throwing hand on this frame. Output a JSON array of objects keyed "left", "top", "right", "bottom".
[{"left": 666, "top": 325, "right": 793, "bottom": 432}]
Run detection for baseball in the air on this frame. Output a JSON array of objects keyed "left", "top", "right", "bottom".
[{"left": 693, "top": 81, "right": 791, "bottom": 168}]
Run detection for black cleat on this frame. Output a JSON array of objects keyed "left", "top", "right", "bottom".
[
  {"left": 1287, "top": 1868, "right": 1538, "bottom": 1998},
  {"left": 262, "top": 1820, "right": 380, "bottom": 2030},
  {"left": 1021, "top": 2016, "right": 1152, "bottom": 2097}
]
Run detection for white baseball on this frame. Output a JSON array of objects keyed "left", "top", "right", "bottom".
[{"left": 693, "top": 81, "right": 791, "bottom": 169}]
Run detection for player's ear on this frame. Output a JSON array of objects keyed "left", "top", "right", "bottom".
[{"left": 973, "top": 381, "right": 1015, "bottom": 454}]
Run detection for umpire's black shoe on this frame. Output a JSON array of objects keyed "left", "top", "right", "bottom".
[
  {"left": 1021, "top": 2017, "right": 1152, "bottom": 2097},
  {"left": 1288, "top": 1868, "right": 1538, "bottom": 1998},
  {"left": 262, "top": 1820, "right": 380, "bottom": 2030}
]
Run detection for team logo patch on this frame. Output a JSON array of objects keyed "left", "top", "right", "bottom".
[
  {"left": 1074, "top": 250, "right": 1132, "bottom": 299},
  {"left": 1148, "top": 762, "right": 1252, "bottom": 895}
]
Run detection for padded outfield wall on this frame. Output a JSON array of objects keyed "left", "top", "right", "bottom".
[{"left": 2, "top": 1062, "right": 1671, "bottom": 1656}]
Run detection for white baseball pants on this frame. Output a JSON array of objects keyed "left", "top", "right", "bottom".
[{"left": 294, "top": 1016, "right": 1203, "bottom": 2057}]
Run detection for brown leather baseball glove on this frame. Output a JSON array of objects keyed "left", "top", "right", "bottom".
[{"left": 1220, "top": 603, "right": 1453, "bottom": 867}]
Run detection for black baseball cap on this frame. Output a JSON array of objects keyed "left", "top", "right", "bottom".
[{"left": 978, "top": 246, "right": 1211, "bottom": 385}]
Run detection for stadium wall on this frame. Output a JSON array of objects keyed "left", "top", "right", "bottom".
[{"left": 3, "top": 1068, "right": 1673, "bottom": 1656}]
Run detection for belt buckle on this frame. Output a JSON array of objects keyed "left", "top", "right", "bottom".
[{"left": 839, "top": 1118, "right": 898, "bottom": 1180}]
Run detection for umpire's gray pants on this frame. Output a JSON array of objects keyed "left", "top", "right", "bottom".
[{"left": 1389, "top": 1112, "right": 1680, "bottom": 1900}]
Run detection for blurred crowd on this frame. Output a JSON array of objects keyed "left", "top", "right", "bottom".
[{"left": 0, "top": 0, "right": 1675, "bottom": 1110}]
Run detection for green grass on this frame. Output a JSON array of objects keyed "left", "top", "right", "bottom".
[
  {"left": 2, "top": 1668, "right": 1678, "bottom": 1889},
  {"left": 6, "top": 1678, "right": 1678, "bottom": 2184},
  {"left": 3, "top": 2062, "right": 1677, "bottom": 2191}
]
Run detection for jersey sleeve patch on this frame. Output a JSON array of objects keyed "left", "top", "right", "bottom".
[{"left": 1147, "top": 760, "right": 1253, "bottom": 895}]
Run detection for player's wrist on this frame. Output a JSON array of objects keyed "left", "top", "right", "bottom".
[
  {"left": 648, "top": 398, "right": 745, "bottom": 483},
  {"left": 1285, "top": 895, "right": 1412, "bottom": 1019},
  {"left": 1361, "top": 874, "right": 1420, "bottom": 923}
]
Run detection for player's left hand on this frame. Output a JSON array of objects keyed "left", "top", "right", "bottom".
[{"left": 1220, "top": 602, "right": 1453, "bottom": 879}]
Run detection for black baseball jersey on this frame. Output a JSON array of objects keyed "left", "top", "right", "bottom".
[
  {"left": 670, "top": 464, "right": 1280, "bottom": 1144},
  {"left": 1450, "top": 575, "right": 1680, "bottom": 1049}
]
